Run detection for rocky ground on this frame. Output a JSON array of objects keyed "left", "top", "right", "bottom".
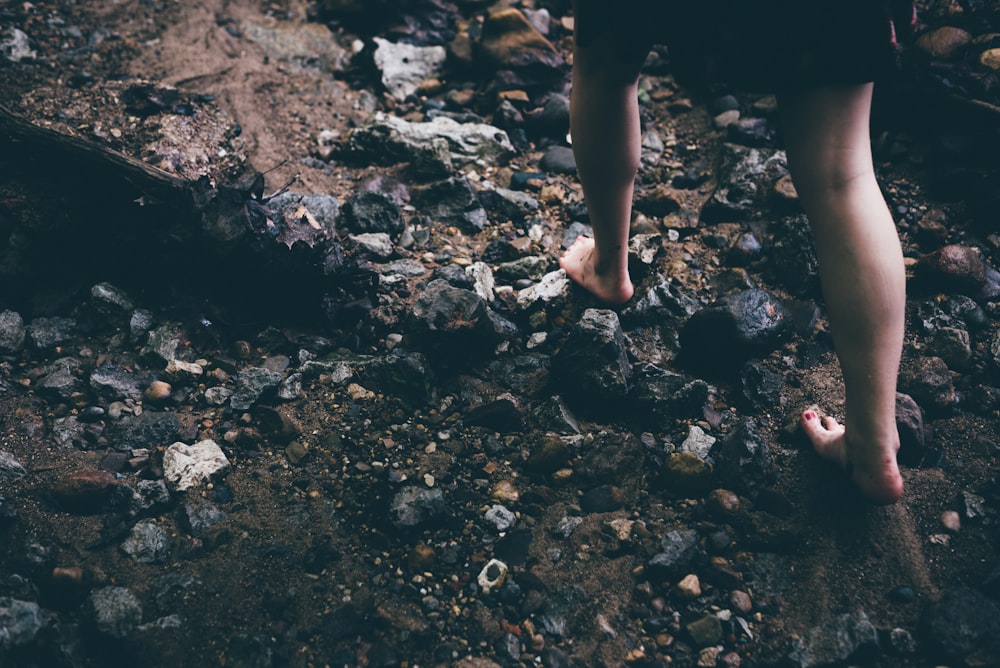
[{"left": 2, "top": 1, "right": 1000, "bottom": 667}]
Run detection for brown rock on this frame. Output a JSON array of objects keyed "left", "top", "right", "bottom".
[
  {"left": 980, "top": 47, "right": 1000, "bottom": 71},
  {"left": 730, "top": 589, "right": 753, "bottom": 613},
  {"left": 676, "top": 573, "right": 702, "bottom": 599},
  {"left": 407, "top": 542, "right": 436, "bottom": 572},
  {"left": 706, "top": 488, "right": 742, "bottom": 518},
  {"left": 479, "top": 8, "right": 563, "bottom": 72},
  {"left": 144, "top": 380, "right": 172, "bottom": 403},
  {"left": 941, "top": 510, "right": 961, "bottom": 533},
  {"left": 51, "top": 469, "right": 120, "bottom": 512},
  {"left": 916, "top": 244, "right": 987, "bottom": 293},
  {"left": 916, "top": 26, "right": 972, "bottom": 59}
]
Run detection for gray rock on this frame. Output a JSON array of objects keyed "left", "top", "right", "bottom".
[
  {"left": 928, "top": 326, "right": 972, "bottom": 371},
  {"left": 130, "top": 309, "right": 155, "bottom": 339},
  {"left": 647, "top": 528, "right": 700, "bottom": 579},
  {"left": 356, "top": 352, "right": 435, "bottom": 408},
  {"left": 530, "top": 395, "right": 580, "bottom": 434},
  {"left": 26, "top": 316, "right": 76, "bottom": 350},
  {"left": 89, "top": 586, "right": 143, "bottom": 639},
  {"left": 495, "top": 256, "right": 550, "bottom": 282},
  {"left": 36, "top": 357, "right": 83, "bottom": 402},
  {"left": 230, "top": 367, "right": 283, "bottom": 411},
  {"left": 85, "top": 283, "right": 135, "bottom": 327},
  {"left": 515, "top": 269, "right": 571, "bottom": 310},
  {"left": 680, "top": 425, "right": 716, "bottom": 460},
  {"left": 344, "top": 112, "right": 514, "bottom": 168},
  {"left": 620, "top": 276, "right": 701, "bottom": 326},
  {"left": 701, "top": 143, "right": 788, "bottom": 223},
  {"left": 0, "top": 28, "right": 36, "bottom": 63},
  {"left": 278, "top": 372, "right": 303, "bottom": 401},
  {"left": 340, "top": 190, "right": 404, "bottom": 236},
  {"left": 770, "top": 215, "right": 820, "bottom": 298},
  {"left": 90, "top": 365, "right": 147, "bottom": 402},
  {"left": 629, "top": 363, "right": 708, "bottom": 429},
  {"left": 0, "top": 451, "right": 26, "bottom": 479},
  {"left": 539, "top": 145, "right": 575, "bottom": 174},
  {"left": 553, "top": 516, "right": 583, "bottom": 538},
  {"left": 899, "top": 356, "right": 957, "bottom": 414},
  {"left": 415, "top": 177, "right": 489, "bottom": 233},
  {"left": 0, "top": 310, "right": 25, "bottom": 352},
  {"left": 390, "top": 487, "right": 448, "bottom": 528},
  {"left": 679, "top": 288, "right": 791, "bottom": 373},
  {"left": 350, "top": 232, "right": 394, "bottom": 259},
  {"left": 122, "top": 521, "right": 170, "bottom": 564},
  {"left": 409, "top": 279, "right": 515, "bottom": 355},
  {"left": 51, "top": 415, "right": 91, "bottom": 449},
  {"left": 714, "top": 418, "right": 771, "bottom": 490},
  {"left": 142, "top": 324, "right": 184, "bottom": 365},
  {"left": 130, "top": 479, "right": 172, "bottom": 514},
  {"left": 180, "top": 502, "right": 229, "bottom": 537},
  {"left": 787, "top": 611, "right": 879, "bottom": 668},
  {"left": 895, "top": 392, "right": 927, "bottom": 466},
  {"left": 0, "top": 597, "right": 46, "bottom": 649},
  {"left": 268, "top": 192, "right": 340, "bottom": 236},
  {"left": 489, "top": 353, "right": 551, "bottom": 398},
  {"left": 553, "top": 309, "right": 631, "bottom": 406},
  {"left": 525, "top": 94, "right": 570, "bottom": 141},
  {"left": 372, "top": 37, "right": 446, "bottom": 102},
  {"left": 466, "top": 261, "right": 496, "bottom": 302},
  {"left": 478, "top": 187, "right": 539, "bottom": 223},
  {"left": 107, "top": 411, "right": 181, "bottom": 452},
  {"left": 484, "top": 504, "right": 516, "bottom": 532}
]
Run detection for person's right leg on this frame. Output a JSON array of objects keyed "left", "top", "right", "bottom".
[{"left": 779, "top": 83, "right": 905, "bottom": 504}]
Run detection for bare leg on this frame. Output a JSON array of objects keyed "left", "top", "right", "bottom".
[
  {"left": 780, "top": 84, "right": 905, "bottom": 504},
  {"left": 559, "top": 21, "right": 645, "bottom": 305}
]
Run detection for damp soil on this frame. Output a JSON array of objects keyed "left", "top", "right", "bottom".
[{"left": 1, "top": 2, "right": 999, "bottom": 667}]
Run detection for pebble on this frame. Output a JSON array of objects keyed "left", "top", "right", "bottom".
[
  {"left": 491, "top": 480, "right": 520, "bottom": 503},
  {"left": 676, "top": 573, "right": 702, "bottom": 599},
  {"left": 941, "top": 510, "right": 961, "bottom": 533},
  {"left": 144, "top": 380, "right": 172, "bottom": 403}
]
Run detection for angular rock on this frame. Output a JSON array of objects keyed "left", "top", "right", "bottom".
[
  {"left": 701, "top": 144, "right": 788, "bottom": 223},
  {"left": 0, "top": 597, "right": 46, "bottom": 650},
  {"left": 478, "top": 187, "right": 539, "bottom": 223},
  {"left": 107, "top": 411, "right": 181, "bottom": 452},
  {"left": 162, "top": 440, "right": 231, "bottom": 492},
  {"left": 122, "top": 521, "right": 170, "bottom": 564},
  {"left": 630, "top": 363, "right": 709, "bottom": 428},
  {"left": 647, "top": 528, "right": 701, "bottom": 579},
  {"left": 141, "top": 324, "right": 185, "bottom": 366},
  {"left": 268, "top": 192, "right": 340, "bottom": 236},
  {"left": 787, "top": 611, "right": 879, "bottom": 668},
  {"left": 714, "top": 418, "right": 771, "bottom": 491},
  {"left": 89, "top": 587, "right": 142, "bottom": 639},
  {"left": 345, "top": 112, "right": 514, "bottom": 168},
  {"left": 769, "top": 215, "right": 820, "bottom": 298},
  {"left": 515, "top": 269, "right": 571, "bottom": 310},
  {"left": 26, "top": 316, "right": 76, "bottom": 350},
  {"left": 0, "top": 310, "right": 25, "bottom": 352},
  {"left": 340, "top": 190, "right": 404, "bottom": 236},
  {"left": 530, "top": 395, "right": 579, "bottom": 434},
  {"left": 479, "top": 8, "right": 564, "bottom": 81},
  {"left": 620, "top": 276, "right": 701, "bottom": 326},
  {"left": 899, "top": 356, "right": 957, "bottom": 414},
  {"left": 409, "top": 279, "right": 516, "bottom": 357},
  {"left": 415, "top": 176, "right": 489, "bottom": 232},
  {"left": 36, "top": 357, "right": 83, "bottom": 403},
  {"left": 552, "top": 308, "right": 632, "bottom": 407},
  {"left": 372, "top": 37, "right": 447, "bottom": 102},
  {"left": 679, "top": 288, "right": 791, "bottom": 373},
  {"left": 895, "top": 392, "right": 927, "bottom": 466},
  {"left": 0, "top": 451, "right": 26, "bottom": 479},
  {"left": 90, "top": 365, "right": 148, "bottom": 402},
  {"left": 916, "top": 244, "right": 988, "bottom": 296},
  {"left": 180, "top": 502, "right": 228, "bottom": 537},
  {"left": 230, "top": 367, "right": 283, "bottom": 411},
  {"left": 390, "top": 486, "right": 449, "bottom": 528},
  {"left": 356, "top": 351, "right": 435, "bottom": 408}
]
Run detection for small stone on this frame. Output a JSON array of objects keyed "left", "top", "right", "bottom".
[
  {"left": 285, "top": 441, "right": 309, "bottom": 465},
  {"left": 485, "top": 504, "right": 517, "bottom": 532},
  {"left": 698, "top": 646, "right": 722, "bottom": 667},
  {"left": 887, "top": 585, "right": 917, "bottom": 604},
  {"left": 491, "top": 480, "right": 520, "bottom": 503},
  {"left": 478, "top": 558, "right": 508, "bottom": 594},
  {"left": 982, "top": 48, "right": 1000, "bottom": 71},
  {"left": 686, "top": 614, "right": 722, "bottom": 647},
  {"left": 941, "top": 510, "right": 961, "bottom": 533},
  {"left": 915, "top": 26, "right": 972, "bottom": 59},
  {"left": 144, "top": 380, "right": 172, "bottom": 403},
  {"left": 407, "top": 543, "right": 436, "bottom": 572},
  {"left": 730, "top": 590, "right": 753, "bottom": 613},
  {"left": 580, "top": 484, "right": 623, "bottom": 513},
  {"left": 676, "top": 574, "right": 702, "bottom": 599},
  {"left": 162, "top": 440, "right": 231, "bottom": 491},
  {"left": 89, "top": 586, "right": 142, "bottom": 639},
  {"left": 706, "top": 489, "right": 741, "bottom": 518},
  {"left": 51, "top": 469, "right": 121, "bottom": 512}
]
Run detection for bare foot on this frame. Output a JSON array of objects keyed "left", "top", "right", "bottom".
[
  {"left": 800, "top": 410, "right": 904, "bottom": 505},
  {"left": 558, "top": 236, "right": 634, "bottom": 305}
]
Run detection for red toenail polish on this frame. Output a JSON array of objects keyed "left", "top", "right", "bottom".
[{"left": 804, "top": 411, "right": 816, "bottom": 420}]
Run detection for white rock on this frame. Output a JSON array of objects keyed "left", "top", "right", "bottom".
[
  {"left": 163, "top": 440, "right": 230, "bottom": 491},
  {"left": 166, "top": 359, "right": 204, "bottom": 377},
  {"left": 516, "top": 269, "right": 571, "bottom": 309},
  {"left": 350, "top": 232, "right": 394, "bottom": 259},
  {"left": 372, "top": 38, "right": 446, "bottom": 102},
  {"left": 1, "top": 28, "right": 36, "bottom": 63},
  {"left": 680, "top": 425, "right": 716, "bottom": 460},
  {"left": 477, "top": 558, "right": 508, "bottom": 594},
  {"left": 467, "top": 261, "right": 496, "bottom": 302}
]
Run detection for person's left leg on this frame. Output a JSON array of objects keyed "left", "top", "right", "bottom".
[{"left": 559, "top": 2, "right": 648, "bottom": 304}]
